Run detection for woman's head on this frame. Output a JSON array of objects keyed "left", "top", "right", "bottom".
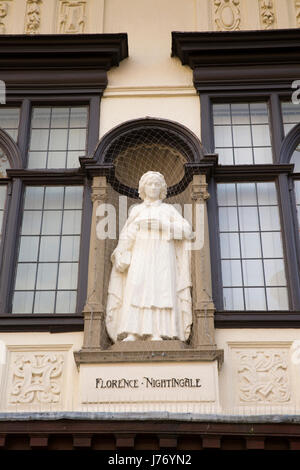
[{"left": 138, "top": 171, "right": 167, "bottom": 201}]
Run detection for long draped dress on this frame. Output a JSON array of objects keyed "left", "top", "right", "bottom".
[{"left": 105, "top": 199, "right": 193, "bottom": 342}]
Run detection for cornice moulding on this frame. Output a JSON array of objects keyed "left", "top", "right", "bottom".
[{"left": 0, "top": 33, "right": 128, "bottom": 90}]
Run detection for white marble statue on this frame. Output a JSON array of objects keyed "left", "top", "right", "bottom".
[{"left": 106, "top": 171, "right": 193, "bottom": 342}]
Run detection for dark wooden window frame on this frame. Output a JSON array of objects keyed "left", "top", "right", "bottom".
[{"left": 0, "top": 33, "right": 128, "bottom": 332}]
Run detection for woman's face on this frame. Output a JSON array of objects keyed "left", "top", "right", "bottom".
[{"left": 144, "top": 176, "right": 162, "bottom": 200}]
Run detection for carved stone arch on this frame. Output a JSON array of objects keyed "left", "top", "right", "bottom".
[
  {"left": 0, "top": 127, "right": 22, "bottom": 169},
  {"left": 279, "top": 123, "right": 300, "bottom": 164},
  {"left": 81, "top": 117, "right": 216, "bottom": 198}
]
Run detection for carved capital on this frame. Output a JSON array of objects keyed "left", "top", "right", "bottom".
[
  {"left": 214, "top": 0, "right": 241, "bottom": 31},
  {"left": 259, "top": 0, "right": 276, "bottom": 29}
]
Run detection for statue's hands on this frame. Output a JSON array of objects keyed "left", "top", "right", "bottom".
[{"left": 114, "top": 250, "right": 131, "bottom": 273}]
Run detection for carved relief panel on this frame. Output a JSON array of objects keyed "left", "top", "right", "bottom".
[
  {"left": 25, "top": 0, "right": 42, "bottom": 34},
  {"left": 230, "top": 345, "right": 292, "bottom": 407},
  {"left": 57, "top": 0, "right": 86, "bottom": 34},
  {"left": 295, "top": 0, "right": 300, "bottom": 26},
  {"left": 213, "top": 0, "right": 241, "bottom": 31},
  {"left": 3, "top": 347, "right": 69, "bottom": 410},
  {"left": 259, "top": 0, "right": 277, "bottom": 29}
]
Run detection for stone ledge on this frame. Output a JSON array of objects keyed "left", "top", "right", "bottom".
[{"left": 74, "top": 347, "right": 224, "bottom": 370}]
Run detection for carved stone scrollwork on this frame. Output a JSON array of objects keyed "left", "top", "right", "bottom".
[
  {"left": 214, "top": 0, "right": 241, "bottom": 31},
  {"left": 0, "top": 1, "right": 12, "bottom": 34},
  {"left": 236, "top": 349, "right": 291, "bottom": 403},
  {"left": 58, "top": 0, "right": 86, "bottom": 34},
  {"left": 259, "top": 0, "right": 276, "bottom": 29},
  {"left": 9, "top": 353, "right": 64, "bottom": 404},
  {"left": 191, "top": 176, "right": 209, "bottom": 203},
  {"left": 25, "top": 0, "right": 42, "bottom": 35},
  {"left": 295, "top": 0, "right": 300, "bottom": 26}
]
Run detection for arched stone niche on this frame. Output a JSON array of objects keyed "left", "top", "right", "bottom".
[{"left": 75, "top": 118, "right": 223, "bottom": 368}]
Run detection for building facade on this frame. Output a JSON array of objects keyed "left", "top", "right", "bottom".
[{"left": 0, "top": 0, "right": 300, "bottom": 450}]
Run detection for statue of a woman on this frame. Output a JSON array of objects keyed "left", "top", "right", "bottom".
[{"left": 106, "top": 171, "right": 193, "bottom": 343}]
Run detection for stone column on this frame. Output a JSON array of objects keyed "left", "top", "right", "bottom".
[
  {"left": 82, "top": 176, "right": 109, "bottom": 350},
  {"left": 191, "top": 174, "right": 216, "bottom": 350}
]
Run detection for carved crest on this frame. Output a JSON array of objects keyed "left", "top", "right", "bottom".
[{"left": 214, "top": 0, "right": 241, "bottom": 31}]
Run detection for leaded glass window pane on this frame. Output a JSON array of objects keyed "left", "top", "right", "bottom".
[{"left": 217, "top": 182, "right": 288, "bottom": 311}]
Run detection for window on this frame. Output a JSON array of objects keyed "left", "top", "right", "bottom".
[
  {"left": 0, "top": 98, "right": 98, "bottom": 328},
  {"left": 12, "top": 186, "right": 83, "bottom": 314}
]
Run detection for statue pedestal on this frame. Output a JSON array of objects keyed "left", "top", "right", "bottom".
[{"left": 76, "top": 343, "right": 223, "bottom": 413}]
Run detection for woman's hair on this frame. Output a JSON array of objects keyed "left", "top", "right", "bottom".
[{"left": 138, "top": 171, "right": 167, "bottom": 201}]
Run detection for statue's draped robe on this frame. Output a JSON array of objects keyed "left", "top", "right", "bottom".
[{"left": 106, "top": 200, "right": 193, "bottom": 342}]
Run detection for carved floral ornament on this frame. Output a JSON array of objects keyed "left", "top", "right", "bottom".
[
  {"left": 58, "top": 0, "right": 86, "bottom": 34},
  {"left": 235, "top": 349, "right": 291, "bottom": 404},
  {"left": 214, "top": 0, "right": 241, "bottom": 31},
  {"left": 259, "top": 0, "right": 276, "bottom": 29},
  {"left": 25, "top": 0, "right": 42, "bottom": 35},
  {"left": 9, "top": 352, "right": 64, "bottom": 404}
]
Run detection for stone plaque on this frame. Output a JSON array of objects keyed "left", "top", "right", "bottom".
[{"left": 80, "top": 361, "right": 220, "bottom": 412}]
